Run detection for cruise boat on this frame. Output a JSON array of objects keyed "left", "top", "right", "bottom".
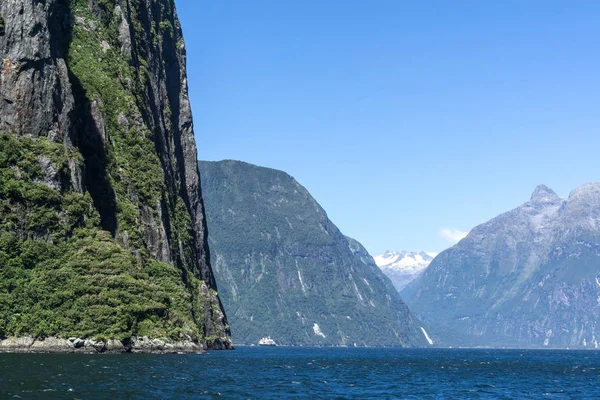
[{"left": 258, "top": 336, "right": 277, "bottom": 346}]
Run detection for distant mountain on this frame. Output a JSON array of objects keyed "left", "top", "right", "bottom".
[
  {"left": 199, "top": 160, "right": 431, "bottom": 347},
  {"left": 403, "top": 184, "right": 600, "bottom": 348},
  {"left": 375, "top": 251, "right": 437, "bottom": 291}
]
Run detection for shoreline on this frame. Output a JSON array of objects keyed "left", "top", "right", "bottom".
[{"left": 0, "top": 336, "right": 205, "bottom": 354}]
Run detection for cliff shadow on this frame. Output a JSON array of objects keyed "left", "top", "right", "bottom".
[
  {"left": 53, "top": 3, "right": 118, "bottom": 235},
  {"left": 72, "top": 84, "right": 118, "bottom": 236}
]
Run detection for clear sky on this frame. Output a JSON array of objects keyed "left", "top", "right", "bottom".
[{"left": 176, "top": 0, "right": 600, "bottom": 255}]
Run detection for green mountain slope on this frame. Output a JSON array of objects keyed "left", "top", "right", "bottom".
[{"left": 199, "top": 160, "right": 430, "bottom": 347}]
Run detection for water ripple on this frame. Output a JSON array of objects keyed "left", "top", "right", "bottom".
[{"left": 1, "top": 348, "right": 599, "bottom": 399}]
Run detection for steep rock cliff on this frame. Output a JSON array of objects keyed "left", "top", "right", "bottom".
[
  {"left": 199, "top": 160, "right": 430, "bottom": 347},
  {"left": 0, "top": 0, "right": 231, "bottom": 350}
]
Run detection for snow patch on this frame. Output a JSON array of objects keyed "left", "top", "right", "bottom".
[
  {"left": 374, "top": 251, "right": 435, "bottom": 273},
  {"left": 373, "top": 252, "right": 400, "bottom": 267},
  {"left": 375, "top": 251, "right": 437, "bottom": 291},
  {"left": 376, "top": 251, "right": 425, "bottom": 269}
]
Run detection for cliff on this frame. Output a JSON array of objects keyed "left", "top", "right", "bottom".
[
  {"left": 199, "top": 160, "right": 431, "bottom": 347},
  {"left": 0, "top": 0, "right": 231, "bottom": 351}
]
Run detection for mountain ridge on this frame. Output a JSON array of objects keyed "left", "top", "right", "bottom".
[{"left": 403, "top": 183, "right": 600, "bottom": 348}]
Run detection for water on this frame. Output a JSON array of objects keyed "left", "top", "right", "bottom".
[{"left": 1, "top": 347, "right": 599, "bottom": 399}]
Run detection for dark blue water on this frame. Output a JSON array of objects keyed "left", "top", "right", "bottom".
[{"left": 1, "top": 347, "right": 600, "bottom": 399}]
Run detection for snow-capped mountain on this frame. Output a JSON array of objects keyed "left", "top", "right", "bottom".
[{"left": 374, "top": 251, "right": 437, "bottom": 291}]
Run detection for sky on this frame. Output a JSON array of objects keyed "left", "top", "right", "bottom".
[{"left": 176, "top": 0, "right": 600, "bottom": 255}]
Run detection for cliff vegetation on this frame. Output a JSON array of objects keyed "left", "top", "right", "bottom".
[{"left": 0, "top": 0, "right": 230, "bottom": 350}]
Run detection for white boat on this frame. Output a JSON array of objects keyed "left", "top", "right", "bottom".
[{"left": 258, "top": 336, "right": 277, "bottom": 346}]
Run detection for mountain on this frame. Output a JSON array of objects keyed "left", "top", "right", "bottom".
[
  {"left": 375, "top": 251, "right": 437, "bottom": 291},
  {"left": 198, "top": 160, "right": 431, "bottom": 347},
  {"left": 0, "top": 0, "right": 231, "bottom": 352},
  {"left": 403, "top": 184, "right": 600, "bottom": 348}
]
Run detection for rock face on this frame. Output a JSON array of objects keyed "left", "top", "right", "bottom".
[
  {"left": 0, "top": 0, "right": 231, "bottom": 350},
  {"left": 198, "top": 160, "right": 430, "bottom": 347},
  {"left": 374, "top": 251, "right": 436, "bottom": 291},
  {"left": 0, "top": 336, "right": 203, "bottom": 354},
  {"left": 403, "top": 184, "right": 600, "bottom": 348}
]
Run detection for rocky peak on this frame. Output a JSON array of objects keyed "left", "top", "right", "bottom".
[
  {"left": 529, "top": 184, "right": 563, "bottom": 206},
  {"left": 563, "top": 183, "right": 600, "bottom": 229},
  {"left": 403, "top": 181, "right": 600, "bottom": 348},
  {"left": 567, "top": 182, "right": 600, "bottom": 204}
]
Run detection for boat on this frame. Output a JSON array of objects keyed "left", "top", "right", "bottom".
[{"left": 258, "top": 336, "right": 277, "bottom": 346}]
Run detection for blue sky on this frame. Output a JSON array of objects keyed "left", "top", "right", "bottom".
[{"left": 176, "top": 0, "right": 600, "bottom": 255}]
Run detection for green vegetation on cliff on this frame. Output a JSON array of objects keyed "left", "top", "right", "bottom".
[
  {"left": 0, "top": 0, "right": 230, "bottom": 348},
  {"left": 0, "top": 134, "right": 204, "bottom": 342}
]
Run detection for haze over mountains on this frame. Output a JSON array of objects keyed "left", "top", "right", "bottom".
[
  {"left": 374, "top": 251, "right": 436, "bottom": 291},
  {"left": 403, "top": 183, "right": 600, "bottom": 348},
  {"left": 199, "top": 160, "right": 431, "bottom": 347}
]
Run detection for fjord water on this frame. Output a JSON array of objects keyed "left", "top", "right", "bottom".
[{"left": 1, "top": 347, "right": 599, "bottom": 399}]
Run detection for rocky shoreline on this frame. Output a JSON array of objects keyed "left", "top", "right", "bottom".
[{"left": 0, "top": 337, "right": 205, "bottom": 354}]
